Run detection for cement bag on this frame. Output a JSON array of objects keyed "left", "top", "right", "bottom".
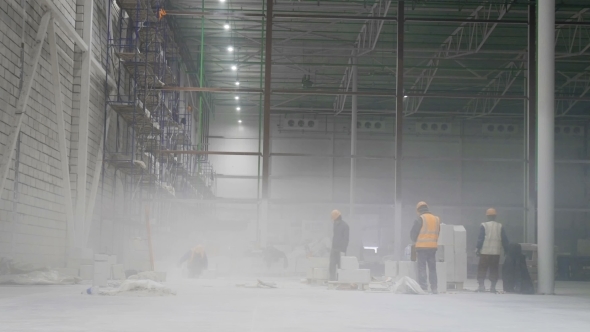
[{"left": 392, "top": 276, "right": 427, "bottom": 295}]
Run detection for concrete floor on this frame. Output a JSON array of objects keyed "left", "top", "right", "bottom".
[{"left": 1, "top": 278, "right": 589, "bottom": 332}]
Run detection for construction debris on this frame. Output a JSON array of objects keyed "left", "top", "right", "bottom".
[
  {"left": 98, "top": 279, "right": 176, "bottom": 297},
  {"left": 236, "top": 279, "right": 278, "bottom": 289},
  {"left": 0, "top": 258, "right": 80, "bottom": 285}
]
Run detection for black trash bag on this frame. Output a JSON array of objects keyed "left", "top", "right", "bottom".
[{"left": 502, "top": 243, "right": 535, "bottom": 294}]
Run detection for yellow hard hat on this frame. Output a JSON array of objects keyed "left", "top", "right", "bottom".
[
  {"left": 331, "top": 210, "right": 341, "bottom": 221},
  {"left": 416, "top": 201, "right": 428, "bottom": 211},
  {"left": 486, "top": 208, "right": 497, "bottom": 216}
]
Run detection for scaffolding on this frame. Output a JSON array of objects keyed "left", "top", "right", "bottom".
[{"left": 103, "top": 0, "right": 216, "bottom": 226}]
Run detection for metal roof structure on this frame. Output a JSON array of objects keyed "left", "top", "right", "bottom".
[{"left": 164, "top": 0, "right": 590, "bottom": 119}]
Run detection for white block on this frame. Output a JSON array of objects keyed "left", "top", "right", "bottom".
[
  {"left": 79, "top": 265, "right": 93, "bottom": 280},
  {"left": 438, "top": 224, "right": 455, "bottom": 246},
  {"left": 111, "top": 264, "right": 125, "bottom": 280},
  {"left": 453, "top": 226, "right": 467, "bottom": 252},
  {"left": 108, "top": 255, "right": 117, "bottom": 265},
  {"left": 313, "top": 267, "right": 329, "bottom": 280},
  {"left": 340, "top": 256, "right": 359, "bottom": 270},
  {"left": 306, "top": 267, "right": 314, "bottom": 279},
  {"left": 453, "top": 251, "right": 467, "bottom": 283},
  {"left": 93, "top": 261, "right": 109, "bottom": 287},
  {"left": 398, "top": 261, "right": 417, "bottom": 280},
  {"left": 307, "top": 257, "right": 329, "bottom": 268},
  {"left": 384, "top": 261, "right": 398, "bottom": 277},
  {"left": 436, "top": 262, "right": 447, "bottom": 293},
  {"left": 94, "top": 254, "right": 109, "bottom": 262},
  {"left": 337, "top": 269, "right": 371, "bottom": 283}
]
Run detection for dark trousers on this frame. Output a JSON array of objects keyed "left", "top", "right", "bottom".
[
  {"left": 416, "top": 248, "right": 438, "bottom": 291},
  {"left": 329, "top": 251, "right": 341, "bottom": 281},
  {"left": 477, "top": 254, "right": 500, "bottom": 283}
]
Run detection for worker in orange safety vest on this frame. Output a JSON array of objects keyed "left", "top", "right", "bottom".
[{"left": 410, "top": 201, "right": 441, "bottom": 294}]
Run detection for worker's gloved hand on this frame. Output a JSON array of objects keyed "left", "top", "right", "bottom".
[{"left": 475, "top": 249, "right": 481, "bottom": 257}]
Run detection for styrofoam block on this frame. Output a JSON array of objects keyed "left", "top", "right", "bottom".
[
  {"left": 438, "top": 224, "right": 455, "bottom": 246},
  {"left": 108, "top": 255, "right": 117, "bottom": 265},
  {"left": 307, "top": 257, "right": 329, "bottom": 268},
  {"left": 453, "top": 226, "right": 467, "bottom": 252},
  {"left": 340, "top": 256, "right": 359, "bottom": 270},
  {"left": 398, "top": 261, "right": 417, "bottom": 280},
  {"left": 313, "top": 267, "right": 329, "bottom": 280},
  {"left": 94, "top": 254, "right": 109, "bottom": 262},
  {"left": 111, "top": 264, "right": 125, "bottom": 280},
  {"left": 337, "top": 269, "right": 371, "bottom": 283},
  {"left": 79, "top": 265, "right": 93, "bottom": 280},
  {"left": 384, "top": 261, "right": 398, "bottom": 277},
  {"left": 453, "top": 251, "right": 467, "bottom": 283},
  {"left": 93, "top": 261, "right": 109, "bottom": 287},
  {"left": 436, "top": 262, "right": 447, "bottom": 293},
  {"left": 201, "top": 270, "right": 216, "bottom": 279}
]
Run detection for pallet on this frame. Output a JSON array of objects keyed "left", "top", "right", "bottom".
[{"left": 447, "top": 282, "right": 464, "bottom": 290}]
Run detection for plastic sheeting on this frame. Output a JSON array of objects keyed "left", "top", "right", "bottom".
[
  {"left": 0, "top": 257, "right": 80, "bottom": 285},
  {"left": 99, "top": 279, "right": 175, "bottom": 296}
]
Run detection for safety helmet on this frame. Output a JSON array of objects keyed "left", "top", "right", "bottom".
[
  {"left": 416, "top": 201, "right": 428, "bottom": 211},
  {"left": 486, "top": 208, "right": 497, "bottom": 216},
  {"left": 331, "top": 210, "right": 342, "bottom": 221}
]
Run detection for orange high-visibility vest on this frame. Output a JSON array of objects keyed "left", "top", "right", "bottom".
[{"left": 416, "top": 213, "right": 440, "bottom": 249}]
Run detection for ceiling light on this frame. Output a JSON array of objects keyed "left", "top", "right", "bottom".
[
  {"left": 231, "top": 65, "right": 237, "bottom": 71},
  {"left": 237, "top": 107, "right": 241, "bottom": 111},
  {"left": 235, "top": 96, "right": 239, "bottom": 100},
  {"left": 404, "top": 95, "right": 408, "bottom": 98},
  {"left": 220, "top": 0, "right": 226, "bottom": 2},
  {"left": 224, "top": 22, "right": 230, "bottom": 30},
  {"left": 235, "top": 81, "right": 240, "bottom": 86},
  {"left": 238, "top": 120, "right": 242, "bottom": 123},
  {"left": 228, "top": 46, "right": 234, "bottom": 52}
]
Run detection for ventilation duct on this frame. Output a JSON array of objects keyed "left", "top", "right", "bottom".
[
  {"left": 555, "top": 125, "right": 583, "bottom": 136},
  {"left": 482, "top": 123, "right": 518, "bottom": 135},
  {"left": 356, "top": 120, "right": 386, "bottom": 132},
  {"left": 416, "top": 122, "right": 452, "bottom": 134},
  {"left": 280, "top": 117, "right": 322, "bottom": 131}
]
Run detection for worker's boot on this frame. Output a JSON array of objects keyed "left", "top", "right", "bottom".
[
  {"left": 490, "top": 281, "right": 498, "bottom": 294},
  {"left": 477, "top": 281, "right": 485, "bottom": 292}
]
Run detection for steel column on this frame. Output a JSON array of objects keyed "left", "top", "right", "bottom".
[
  {"left": 48, "top": 18, "right": 75, "bottom": 247},
  {"left": 0, "top": 12, "right": 51, "bottom": 197},
  {"left": 537, "top": 0, "right": 555, "bottom": 295},
  {"left": 394, "top": 0, "right": 404, "bottom": 261},
  {"left": 198, "top": 0, "right": 205, "bottom": 150},
  {"left": 350, "top": 51, "right": 358, "bottom": 219},
  {"left": 74, "top": 0, "right": 94, "bottom": 248},
  {"left": 262, "top": 0, "right": 273, "bottom": 200},
  {"left": 526, "top": 3, "right": 537, "bottom": 243}
]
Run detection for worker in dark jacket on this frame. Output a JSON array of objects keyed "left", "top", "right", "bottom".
[
  {"left": 476, "top": 208, "right": 510, "bottom": 293},
  {"left": 178, "top": 245, "right": 208, "bottom": 278},
  {"left": 410, "top": 201, "right": 441, "bottom": 294},
  {"left": 329, "top": 210, "right": 349, "bottom": 281}
]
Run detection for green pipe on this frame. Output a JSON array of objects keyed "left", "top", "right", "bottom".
[
  {"left": 198, "top": 0, "right": 205, "bottom": 154},
  {"left": 257, "top": 0, "right": 265, "bottom": 201}
]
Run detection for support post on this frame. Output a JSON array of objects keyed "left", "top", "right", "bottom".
[
  {"left": 393, "top": 1, "right": 404, "bottom": 260},
  {"left": 0, "top": 12, "right": 51, "bottom": 196},
  {"left": 525, "top": 2, "right": 537, "bottom": 243},
  {"left": 48, "top": 18, "right": 75, "bottom": 247},
  {"left": 261, "top": 0, "right": 273, "bottom": 200},
  {"left": 85, "top": 110, "right": 113, "bottom": 243},
  {"left": 537, "top": 0, "right": 555, "bottom": 295},
  {"left": 198, "top": 0, "right": 205, "bottom": 151},
  {"left": 74, "top": 0, "right": 94, "bottom": 248},
  {"left": 350, "top": 51, "right": 358, "bottom": 219}
]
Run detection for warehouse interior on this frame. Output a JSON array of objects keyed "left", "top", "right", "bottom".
[{"left": 1, "top": 0, "right": 590, "bottom": 330}]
